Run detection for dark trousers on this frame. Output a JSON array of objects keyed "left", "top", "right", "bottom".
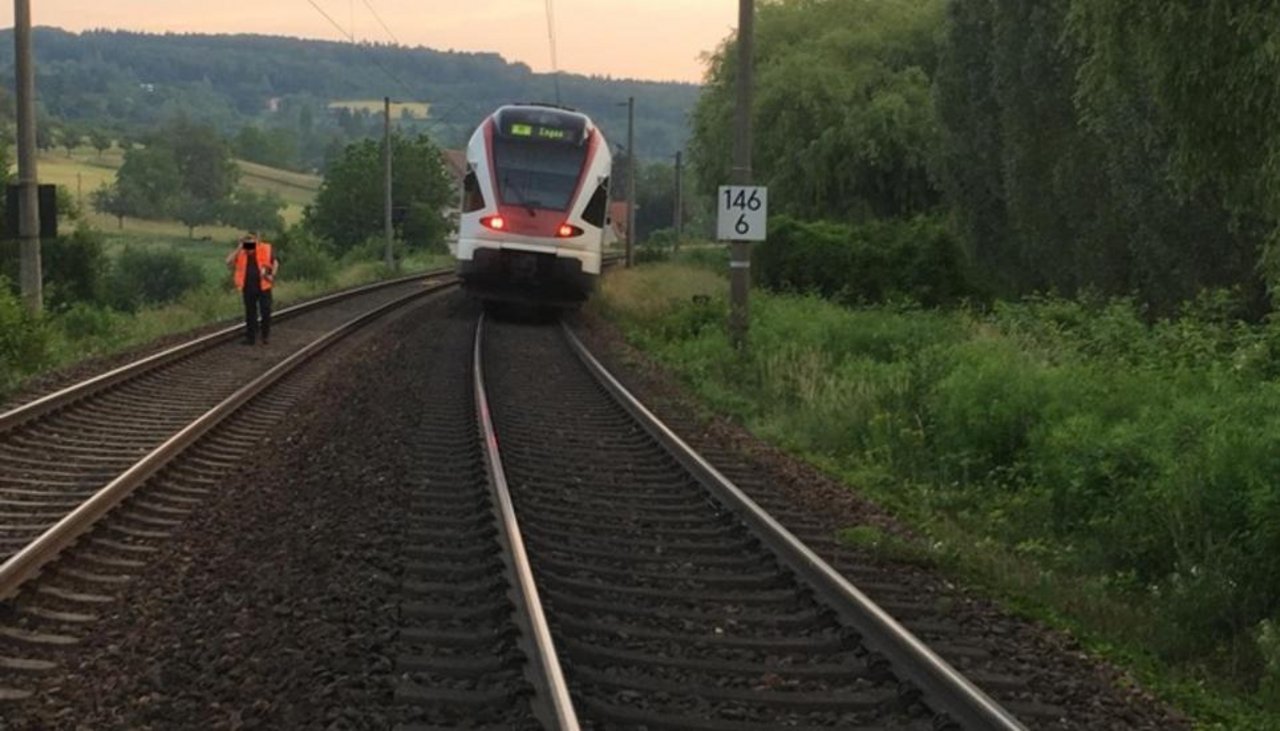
[{"left": 243, "top": 287, "right": 273, "bottom": 343}]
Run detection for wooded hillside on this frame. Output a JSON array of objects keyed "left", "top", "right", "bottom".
[{"left": 0, "top": 28, "right": 699, "bottom": 164}]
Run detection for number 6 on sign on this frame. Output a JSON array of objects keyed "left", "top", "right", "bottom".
[{"left": 717, "top": 186, "right": 768, "bottom": 242}]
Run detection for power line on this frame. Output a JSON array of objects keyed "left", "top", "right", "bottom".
[
  {"left": 544, "top": 0, "right": 562, "bottom": 104},
  {"left": 359, "top": 0, "right": 402, "bottom": 47},
  {"left": 302, "top": 0, "right": 413, "bottom": 97}
]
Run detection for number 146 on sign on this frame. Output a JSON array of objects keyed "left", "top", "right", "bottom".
[{"left": 717, "top": 186, "right": 768, "bottom": 242}]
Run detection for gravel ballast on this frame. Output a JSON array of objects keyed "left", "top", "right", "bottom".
[{"left": 4, "top": 292, "right": 470, "bottom": 730}]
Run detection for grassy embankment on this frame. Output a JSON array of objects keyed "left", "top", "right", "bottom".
[
  {"left": 591, "top": 260, "right": 1280, "bottom": 730},
  {"left": 0, "top": 249, "right": 451, "bottom": 401},
  {"left": 0, "top": 148, "right": 451, "bottom": 400}
]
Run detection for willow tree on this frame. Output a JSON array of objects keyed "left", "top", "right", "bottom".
[
  {"left": 690, "top": 0, "right": 946, "bottom": 223},
  {"left": 1070, "top": 0, "right": 1280, "bottom": 296}
]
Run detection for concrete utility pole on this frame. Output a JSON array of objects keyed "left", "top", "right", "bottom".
[
  {"left": 625, "top": 96, "right": 636, "bottom": 268},
  {"left": 14, "top": 0, "right": 42, "bottom": 314},
  {"left": 383, "top": 96, "right": 395, "bottom": 271},
  {"left": 673, "top": 150, "right": 683, "bottom": 254},
  {"left": 729, "top": 0, "right": 755, "bottom": 350}
]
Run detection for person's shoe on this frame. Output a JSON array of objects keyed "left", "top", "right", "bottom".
[{"left": 260, "top": 337, "right": 269, "bottom": 345}]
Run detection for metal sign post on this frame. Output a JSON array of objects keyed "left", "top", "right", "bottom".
[{"left": 728, "top": 0, "right": 755, "bottom": 350}]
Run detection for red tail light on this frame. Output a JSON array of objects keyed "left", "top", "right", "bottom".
[
  {"left": 557, "top": 223, "right": 584, "bottom": 238},
  {"left": 481, "top": 215, "right": 506, "bottom": 231}
]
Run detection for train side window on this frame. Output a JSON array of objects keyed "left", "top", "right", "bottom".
[
  {"left": 582, "top": 179, "right": 609, "bottom": 227},
  {"left": 463, "top": 168, "right": 486, "bottom": 213}
]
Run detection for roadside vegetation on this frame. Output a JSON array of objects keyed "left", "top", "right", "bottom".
[
  {"left": 594, "top": 262, "right": 1280, "bottom": 728},
  {"left": 609, "top": 0, "right": 1280, "bottom": 728},
  {"left": 1, "top": 119, "right": 455, "bottom": 402},
  {"left": 0, "top": 232, "right": 449, "bottom": 399}
]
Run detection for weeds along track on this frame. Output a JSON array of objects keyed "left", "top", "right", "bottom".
[
  {"left": 477, "top": 317, "right": 1025, "bottom": 730},
  {"left": 0, "top": 271, "right": 456, "bottom": 702}
]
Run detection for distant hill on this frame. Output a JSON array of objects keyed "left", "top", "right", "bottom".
[{"left": 0, "top": 28, "right": 700, "bottom": 165}]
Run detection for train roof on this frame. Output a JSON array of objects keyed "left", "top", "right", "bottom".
[{"left": 490, "top": 104, "right": 597, "bottom": 144}]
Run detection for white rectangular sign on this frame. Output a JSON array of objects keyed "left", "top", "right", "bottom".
[{"left": 717, "top": 185, "right": 768, "bottom": 241}]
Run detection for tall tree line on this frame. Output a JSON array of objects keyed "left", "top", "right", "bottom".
[
  {"left": 691, "top": 0, "right": 1280, "bottom": 312},
  {"left": 0, "top": 28, "right": 699, "bottom": 166}
]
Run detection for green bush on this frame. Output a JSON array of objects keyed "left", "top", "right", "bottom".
[
  {"left": 340, "top": 235, "right": 404, "bottom": 267},
  {"left": 757, "top": 215, "right": 972, "bottom": 307},
  {"left": 0, "top": 277, "right": 52, "bottom": 396},
  {"left": 674, "top": 245, "right": 729, "bottom": 271},
  {"left": 636, "top": 228, "right": 676, "bottom": 264},
  {"left": 107, "top": 247, "right": 207, "bottom": 312},
  {"left": 274, "top": 226, "right": 337, "bottom": 284},
  {"left": 55, "top": 302, "right": 127, "bottom": 345},
  {"left": 0, "top": 228, "right": 110, "bottom": 310}
]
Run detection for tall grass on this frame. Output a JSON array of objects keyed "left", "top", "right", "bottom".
[
  {"left": 0, "top": 250, "right": 452, "bottom": 403},
  {"left": 594, "top": 264, "right": 1280, "bottom": 727}
]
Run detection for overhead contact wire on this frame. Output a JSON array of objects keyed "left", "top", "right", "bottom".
[{"left": 302, "top": 0, "right": 414, "bottom": 98}]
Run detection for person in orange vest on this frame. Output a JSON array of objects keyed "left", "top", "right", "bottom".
[{"left": 225, "top": 234, "right": 280, "bottom": 345}]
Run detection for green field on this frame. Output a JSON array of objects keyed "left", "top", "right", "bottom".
[
  {"left": 329, "top": 100, "right": 431, "bottom": 118},
  {"left": 33, "top": 146, "right": 321, "bottom": 237}
]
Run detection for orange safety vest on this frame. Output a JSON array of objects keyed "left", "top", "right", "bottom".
[{"left": 233, "top": 242, "right": 275, "bottom": 292}]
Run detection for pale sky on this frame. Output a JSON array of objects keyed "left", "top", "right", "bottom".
[{"left": 0, "top": 1, "right": 737, "bottom": 83}]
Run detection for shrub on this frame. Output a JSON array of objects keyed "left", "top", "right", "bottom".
[
  {"left": 55, "top": 302, "right": 126, "bottom": 345},
  {"left": 0, "top": 277, "right": 52, "bottom": 395},
  {"left": 757, "top": 215, "right": 972, "bottom": 307},
  {"left": 107, "top": 247, "right": 206, "bottom": 312},
  {"left": 674, "top": 244, "right": 729, "bottom": 271},
  {"left": 340, "top": 235, "right": 404, "bottom": 267},
  {"left": 0, "top": 227, "right": 110, "bottom": 310},
  {"left": 635, "top": 228, "right": 675, "bottom": 264},
  {"left": 274, "top": 226, "right": 337, "bottom": 284}
]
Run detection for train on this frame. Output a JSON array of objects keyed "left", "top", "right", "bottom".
[{"left": 455, "top": 104, "right": 613, "bottom": 306}]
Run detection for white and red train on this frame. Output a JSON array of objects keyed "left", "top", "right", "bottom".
[{"left": 455, "top": 104, "right": 613, "bottom": 306}]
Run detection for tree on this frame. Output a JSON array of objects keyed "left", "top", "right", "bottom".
[
  {"left": 154, "top": 118, "right": 240, "bottom": 205},
  {"left": 1069, "top": 0, "right": 1280, "bottom": 295},
  {"left": 113, "top": 144, "right": 183, "bottom": 219},
  {"left": 88, "top": 129, "right": 112, "bottom": 158},
  {"left": 222, "top": 189, "right": 286, "bottom": 234},
  {"left": 690, "top": 0, "right": 945, "bottom": 223},
  {"left": 929, "top": 0, "right": 1262, "bottom": 309},
  {"left": 90, "top": 184, "right": 132, "bottom": 229},
  {"left": 305, "top": 133, "right": 452, "bottom": 253},
  {"left": 60, "top": 125, "right": 82, "bottom": 157},
  {"left": 173, "top": 196, "right": 221, "bottom": 239},
  {"left": 634, "top": 161, "right": 677, "bottom": 243}
]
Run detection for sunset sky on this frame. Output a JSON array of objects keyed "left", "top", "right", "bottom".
[{"left": 0, "top": 1, "right": 738, "bottom": 83}]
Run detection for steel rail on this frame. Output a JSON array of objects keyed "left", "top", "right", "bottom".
[
  {"left": 560, "top": 322, "right": 1027, "bottom": 731},
  {"left": 0, "top": 277, "right": 458, "bottom": 600},
  {"left": 473, "top": 314, "right": 581, "bottom": 731},
  {"left": 0, "top": 267, "right": 455, "bottom": 434}
]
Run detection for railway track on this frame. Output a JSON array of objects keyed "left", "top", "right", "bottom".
[
  {"left": 3, "top": 279, "right": 1036, "bottom": 727},
  {"left": 0, "top": 270, "right": 457, "bottom": 701},
  {"left": 473, "top": 315, "right": 1026, "bottom": 730}
]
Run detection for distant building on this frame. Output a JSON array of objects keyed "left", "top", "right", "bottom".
[
  {"left": 266, "top": 97, "right": 283, "bottom": 113},
  {"left": 441, "top": 150, "right": 468, "bottom": 189},
  {"left": 607, "top": 201, "right": 634, "bottom": 246},
  {"left": 441, "top": 150, "right": 468, "bottom": 256}
]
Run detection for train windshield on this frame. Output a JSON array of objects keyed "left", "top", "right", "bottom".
[{"left": 492, "top": 138, "right": 588, "bottom": 212}]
